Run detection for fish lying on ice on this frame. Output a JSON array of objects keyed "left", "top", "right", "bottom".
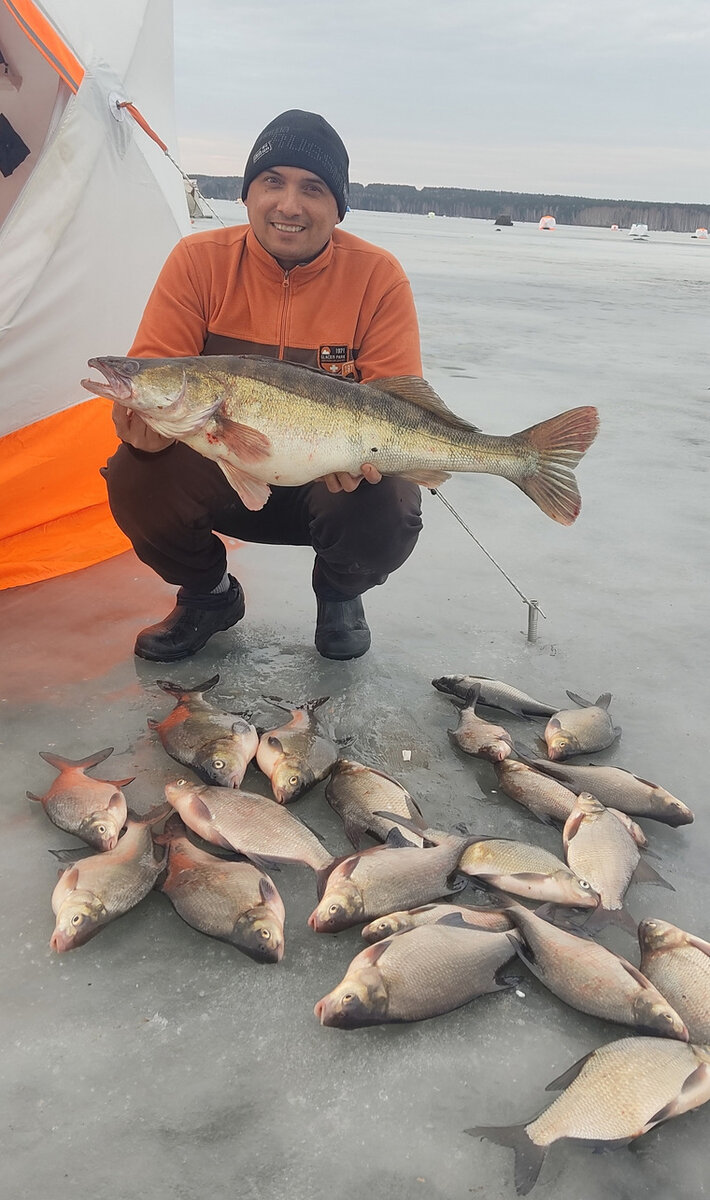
[
  {"left": 446, "top": 685, "right": 514, "bottom": 763},
  {"left": 27, "top": 746, "right": 131, "bottom": 851},
  {"left": 518, "top": 755, "right": 694, "bottom": 826},
  {"left": 49, "top": 805, "right": 169, "bottom": 952},
  {"left": 308, "top": 824, "right": 472, "bottom": 933},
  {"left": 361, "top": 902, "right": 513, "bottom": 942},
  {"left": 256, "top": 696, "right": 338, "bottom": 804},
  {"left": 544, "top": 691, "right": 621, "bottom": 760},
  {"left": 638, "top": 918, "right": 710, "bottom": 1042},
  {"left": 82, "top": 355, "right": 599, "bottom": 524},
  {"left": 457, "top": 835, "right": 599, "bottom": 908},
  {"left": 155, "top": 813, "right": 285, "bottom": 962},
  {"left": 148, "top": 675, "right": 258, "bottom": 788},
  {"left": 315, "top": 912, "right": 517, "bottom": 1027},
  {"left": 563, "top": 792, "right": 672, "bottom": 933},
  {"left": 432, "top": 676, "right": 557, "bottom": 718},
  {"left": 325, "top": 759, "right": 425, "bottom": 849},
  {"left": 467, "top": 1038, "right": 710, "bottom": 1195},
  {"left": 502, "top": 896, "right": 688, "bottom": 1038},
  {"left": 163, "top": 778, "right": 333, "bottom": 874}
]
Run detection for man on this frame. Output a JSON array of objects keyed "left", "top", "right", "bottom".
[{"left": 103, "top": 109, "right": 423, "bottom": 663}]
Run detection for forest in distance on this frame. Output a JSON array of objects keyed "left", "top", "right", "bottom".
[{"left": 191, "top": 175, "right": 709, "bottom": 234}]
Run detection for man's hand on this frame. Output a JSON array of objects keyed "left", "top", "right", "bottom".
[
  {"left": 319, "top": 463, "right": 383, "bottom": 493},
  {"left": 111, "top": 402, "right": 175, "bottom": 453}
]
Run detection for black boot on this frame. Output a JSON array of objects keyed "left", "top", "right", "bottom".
[
  {"left": 315, "top": 592, "right": 371, "bottom": 660},
  {"left": 134, "top": 575, "right": 245, "bottom": 662}
]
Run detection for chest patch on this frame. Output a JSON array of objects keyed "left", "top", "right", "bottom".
[{"left": 318, "top": 344, "right": 358, "bottom": 378}]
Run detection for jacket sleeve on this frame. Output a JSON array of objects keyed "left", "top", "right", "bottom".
[
  {"left": 355, "top": 270, "right": 423, "bottom": 384},
  {"left": 127, "top": 238, "right": 209, "bottom": 357}
]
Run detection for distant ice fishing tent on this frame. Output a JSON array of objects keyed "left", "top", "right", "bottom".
[
  {"left": 538, "top": 215, "right": 556, "bottom": 231},
  {"left": 629, "top": 223, "right": 649, "bottom": 239},
  {"left": 692, "top": 227, "right": 708, "bottom": 239},
  {"left": 0, "top": 0, "right": 190, "bottom": 588}
]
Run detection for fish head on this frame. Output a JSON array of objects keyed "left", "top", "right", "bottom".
[
  {"left": 164, "top": 778, "right": 207, "bottom": 811},
  {"left": 271, "top": 758, "right": 316, "bottom": 805},
  {"left": 308, "top": 884, "right": 364, "bottom": 932},
  {"left": 82, "top": 358, "right": 213, "bottom": 436},
  {"left": 650, "top": 793, "right": 694, "bottom": 827},
  {"left": 232, "top": 906, "right": 285, "bottom": 963},
  {"left": 634, "top": 994, "right": 689, "bottom": 1041},
  {"left": 361, "top": 913, "right": 407, "bottom": 942},
  {"left": 480, "top": 739, "right": 513, "bottom": 763},
  {"left": 637, "top": 918, "right": 682, "bottom": 953},
  {"left": 545, "top": 728, "right": 581, "bottom": 760},
  {"left": 314, "top": 968, "right": 389, "bottom": 1028},
  {"left": 50, "top": 890, "right": 108, "bottom": 952},
  {"left": 553, "top": 869, "right": 599, "bottom": 908},
  {"left": 574, "top": 792, "right": 606, "bottom": 817},
  {"left": 193, "top": 738, "right": 251, "bottom": 789},
  {"left": 79, "top": 795, "right": 125, "bottom": 851}
]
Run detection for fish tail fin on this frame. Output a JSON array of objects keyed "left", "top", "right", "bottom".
[
  {"left": 465, "top": 1123, "right": 545, "bottom": 1196},
  {"left": 583, "top": 903, "right": 638, "bottom": 936},
  {"left": 156, "top": 674, "right": 220, "bottom": 698},
  {"left": 38, "top": 746, "right": 114, "bottom": 772},
  {"left": 516, "top": 405, "right": 599, "bottom": 525},
  {"left": 26, "top": 791, "right": 42, "bottom": 802},
  {"left": 128, "top": 802, "right": 173, "bottom": 828}
]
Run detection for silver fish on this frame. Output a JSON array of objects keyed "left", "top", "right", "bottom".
[
  {"left": 315, "top": 912, "right": 517, "bottom": 1026},
  {"left": 164, "top": 778, "right": 333, "bottom": 874},
  {"left": 155, "top": 813, "right": 285, "bottom": 962},
  {"left": 256, "top": 696, "right": 338, "bottom": 804},
  {"left": 361, "top": 902, "right": 513, "bottom": 942},
  {"left": 493, "top": 760, "right": 649, "bottom": 845},
  {"left": 468, "top": 1038, "right": 710, "bottom": 1195},
  {"left": 563, "top": 792, "right": 672, "bottom": 933},
  {"left": 432, "top": 675, "right": 557, "bottom": 717},
  {"left": 50, "top": 805, "right": 169, "bottom": 952},
  {"left": 83, "top": 354, "right": 599, "bottom": 524},
  {"left": 447, "top": 685, "right": 514, "bottom": 763},
  {"left": 638, "top": 918, "right": 710, "bottom": 1043},
  {"left": 325, "top": 758, "right": 425, "bottom": 848},
  {"left": 457, "top": 836, "right": 598, "bottom": 908},
  {"left": 148, "top": 674, "right": 258, "bottom": 788},
  {"left": 544, "top": 690, "right": 621, "bottom": 760},
  {"left": 27, "top": 746, "right": 131, "bottom": 851},
  {"left": 503, "top": 897, "right": 688, "bottom": 1038},
  {"left": 520, "top": 756, "right": 694, "bottom": 826}
]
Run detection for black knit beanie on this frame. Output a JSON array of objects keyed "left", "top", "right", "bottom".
[{"left": 241, "top": 110, "right": 349, "bottom": 219}]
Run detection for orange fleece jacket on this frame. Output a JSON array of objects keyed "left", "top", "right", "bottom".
[{"left": 129, "top": 224, "right": 422, "bottom": 383}]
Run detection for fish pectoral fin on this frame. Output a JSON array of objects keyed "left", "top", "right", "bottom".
[
  {"left": 384, "top": 826, "right": 416, "bottom": 849},
  {"left": 214, "top": 417, "right": 272, "bottom": 463},
  {"left": 397, "top": 469, "right": 451, "bottom": 488},
  {"left": 631, "top": 857, "right": 674, "bottom": 890},
  {"left": 445, "top": 872, "right": 469, "bottom": 894},
  {"left": 565, "top": 690, "right": 592, "bottom": 707},
  {"left": 216, "top": 459, "right": 272, "bottom": 510},
  {"left": 508, "top": 931, "right": 537, "bottom": 966},
  {"left": 258, "top": 877, "right": 281, "bottom": 904},
  {"left": 687, "top": 933, "right": 710, "bottom": 959}
]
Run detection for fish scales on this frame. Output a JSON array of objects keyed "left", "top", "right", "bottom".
[
  {"left": 639, "top": 919, "right": 710, "bottom": 1042},
  {"left": 377, "top": 927, "right": 515, "bottom": 1018},
  {"left": 326, "top": 759, "right": 424, "bottom": 848},
  {"left": 432, "top": 675, "right": 557, "bottom": 717},
  {"left": 362, "top": 903, "right": 513, "bottom": 941},
  {"left": 527, "top": 759, "right": 694, "bottom": 825},
  {"left": 84, "top": 355, "right": 599, "bottom": 525},
  {"left": 340, "top": 844, "right": 461, "bottom": 914},
  {"left": 528, "top": 1039, "right": 707, "bottom": 1147},
  {"left": 563, "top": 796, "right": 640, "bottom": 912}
]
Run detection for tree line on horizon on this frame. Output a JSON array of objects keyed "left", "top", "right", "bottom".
[{"left": 191, "top": 175, "right": 709, "bottom": 234}]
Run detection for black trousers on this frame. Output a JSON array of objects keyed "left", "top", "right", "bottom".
[{"left": 103, "top": 442, "right": 423, "bottom": 598}]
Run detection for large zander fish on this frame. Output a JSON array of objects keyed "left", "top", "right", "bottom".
[{"left": 82, "top": 355, "right": 598, "bottom": 524}]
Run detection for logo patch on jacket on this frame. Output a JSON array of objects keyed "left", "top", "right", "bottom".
[{"left": 318, "top": 345, "right": 357, "bottom": 377}]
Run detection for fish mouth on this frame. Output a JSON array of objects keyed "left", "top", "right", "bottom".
[{"left": 81, "top": 357, "right": 135, "bottom": 402}]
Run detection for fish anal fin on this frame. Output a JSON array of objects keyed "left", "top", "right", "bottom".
[
  {"left": 545, "top": 1050, "right": 595, "bottom": 1091},
  {"left": 464, "top": 1124, "right": 545, "bottom": 1197},
  {"left": 397, "top": 469, "right": 452, "bottom": 488},
  {"left": 213, "top": 417, "right": 272, "bottom": 463},
  {"left": 649, "top": 1064, "right": 710, "bottom": 1126},
  {"left": 216, "top": 459, "right": 271, "bottom": 510},
  {"left": 632, "top": 857, "right": 674, "bottom": 890}
]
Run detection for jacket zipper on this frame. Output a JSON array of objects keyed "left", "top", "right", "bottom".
[{"left": 278, "top": 271, "right": 290, "bottom": 360}]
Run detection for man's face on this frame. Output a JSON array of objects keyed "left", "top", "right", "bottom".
[{"left": 245, "top": 166, "right": 340, "bottom": 269}]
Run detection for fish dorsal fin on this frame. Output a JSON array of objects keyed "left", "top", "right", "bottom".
[
  {"left": 545, "top": 1050, "right": 595, "bottom": 1091},
  {"left": 371, "top": 376, "right": 481, "bottom": 432}
]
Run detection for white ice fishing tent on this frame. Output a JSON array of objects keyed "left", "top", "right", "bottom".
[
  {"left": 629, "top": 223, "right": 649, "bottom": 239},
  {"left": 0, "top": 0, "right": 190, "bottom": 588},
  {"left": 538, "top": 215, "right": 556, "bottom": 231}
]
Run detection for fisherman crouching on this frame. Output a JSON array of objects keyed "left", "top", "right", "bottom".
[{"left": 102, "top": 108, "right": 423, "bottom": 662}]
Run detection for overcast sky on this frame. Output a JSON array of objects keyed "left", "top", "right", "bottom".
[{"left": 173, "top": 0, "right": 709, "bottom": 205}]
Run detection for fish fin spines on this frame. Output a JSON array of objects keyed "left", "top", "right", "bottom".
[{"left": 372, "top": 376, "right": 482, "bottom": 431}]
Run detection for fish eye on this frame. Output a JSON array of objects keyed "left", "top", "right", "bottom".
[
  {"left": 176, "top": 778, "right": 187, "bottom": 785},
  {"left": 71, "top": 914, "right": 83, "bottom": 926},
  {"left": 288, "top": 774, "right": 299, "bottom": 787},
  {"left": 212, "top": 759, "right": 225, "bottom": 770},
  {"left": 260, "top": 929, "right": 271, "bottom": 940},
  {"left": 342, "top": 993, "right": 354, "bottom": 1004},
  {"left": 97, "top": 824, "right": 106, "bottom": 834},
  {"left": 579, "top": 880, "right": 591, "bottom": 889},
  {"left": 328, "top": 904, "right": 340, "bottom": 915}
]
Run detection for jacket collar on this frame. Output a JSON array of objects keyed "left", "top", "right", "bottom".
[{"left": 245, "top": 226, "right": 335, "bottom": 282}]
